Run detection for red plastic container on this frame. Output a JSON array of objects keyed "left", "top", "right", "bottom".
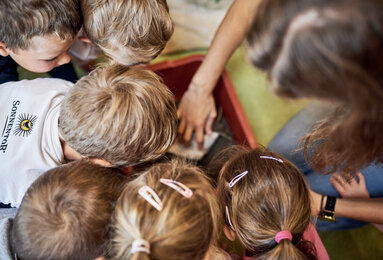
[{"left": 148, "top": 55, "right": 257, "bottom": 148}]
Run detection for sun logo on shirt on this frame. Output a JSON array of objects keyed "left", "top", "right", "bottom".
[{"left": 13, "top": 113, "right": 38, "bottom": 137}]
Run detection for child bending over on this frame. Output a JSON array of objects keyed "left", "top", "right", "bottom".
[
  {"left": 12, "top": 160, "right": 128, "bottom": 260},
  {"left": 217, "top": 147, "right": 329, "bottom": 260},
  {"left": 79, "top": 0, "right": 173, "bottom": 66},
  {"left": 0, "top": 0, "right": 82, "bottom": 83},
  {"left": 111, "top": 161, "right": 229, "bottom": 260},
  {"left": 0, "top": 63, "right": 177, "bottom": 207}
]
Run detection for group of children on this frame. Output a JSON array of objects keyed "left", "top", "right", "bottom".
[{"left": 0, "top": 0, "right": 329, "bottom": 259}]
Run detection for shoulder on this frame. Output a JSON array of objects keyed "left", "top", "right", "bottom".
[{"left": 0, "top": 78, "right": 73, "bottom": 99}]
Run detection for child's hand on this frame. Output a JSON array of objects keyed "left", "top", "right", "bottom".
[{"left": 330, "top": 172, "right": 370, "bottom": 198}]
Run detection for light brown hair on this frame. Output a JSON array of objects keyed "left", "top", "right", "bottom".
[
  {"left": 217, "top": 146, "right": 316, "bottom": 260},
  {"left": 59, "top": 63, "right": 177, "bottom": 167},
  {"left": 12, "top": 160, "right": 127, "bottom": 260},
  {"left": 0, "top": 0, "right": 82, "bottom": 50},
  {"left": 81, "top": 0, "right": 173, "bottom": 65},
  {"left": 111, "top": 161, "right": 221, "bottom": 260},
  {"left": 246, "top": 0, "right": 383, "bottom": 174}
]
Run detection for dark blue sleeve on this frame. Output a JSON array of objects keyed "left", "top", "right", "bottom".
[
  {"left": 49, "top": 62, "right": 78, "bottom": 83},
  {"left": 0, "top": 56, "right": 18, "bottom": 84}
]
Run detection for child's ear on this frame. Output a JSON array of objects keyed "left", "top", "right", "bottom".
[
  {"left": 223, "top": 225, "right": 236, "bottom": 241},
  {"left": 0, "top": 42, "right": 9, "bottom": 57},
  {"left": 90, "top": 158, "right": 113, "bottom": 167},
  {"left": 78, "top": 36, "right": 95, "bottom": 46}
]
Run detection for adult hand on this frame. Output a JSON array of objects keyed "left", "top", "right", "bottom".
[{"left": 177, "top": 84, "right": 217, "bottom": 149}]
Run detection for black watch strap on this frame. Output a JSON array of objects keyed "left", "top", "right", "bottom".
[{"left": 319, "top": 196, "right": 337, "bottom": 222}]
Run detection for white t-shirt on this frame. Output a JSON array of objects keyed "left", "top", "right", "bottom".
[{"left": 0, "top": 78, "right": 72, "bottom": 207}]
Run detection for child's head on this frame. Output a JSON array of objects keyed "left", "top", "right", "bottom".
[
  {"left": 217, "top": 147, "right": 315, "bottom": 259},
  {"left": 246, "top": 0, "right": 383, "bottom": 173},
  {"left": 111, "top": 161, "right": 221, "bottom": 260},
  {"left": 81, "top": 0, "right": 173, "bottom": 65},
  {"left": 0, "top": 0, "right": 82, "bottom": 73},
  {"left": 12, "top": 160, "right": 127, "bottom": 260},
  {"left": 59, "top": 63, "right": 177, "bottom": 167}
]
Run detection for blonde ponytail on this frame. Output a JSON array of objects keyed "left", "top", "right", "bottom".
[{"left": 261, "top": 240, "right": 309, "bottom": 260}]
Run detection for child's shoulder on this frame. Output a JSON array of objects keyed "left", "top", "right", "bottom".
[{"left": 0, "top": 77, "right": 73, "bottom": 96}]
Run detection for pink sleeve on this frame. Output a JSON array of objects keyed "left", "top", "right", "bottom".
[{"left": 303, "top": 223, "right": 329, "bottom": 260}]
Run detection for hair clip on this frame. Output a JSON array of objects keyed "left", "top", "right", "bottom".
[
  {"left": 131, "top": 239, "right": 150, "bottom": 255},
  {"left": 229, "top": 170, "right": 248, "bottom": 188},
  {"left": 225, "top": 206, "right": 235, "bottom": 231},
  {"left": 138, "top": 186, "right": 163, "bottom": 211},
  {"left": 260, "top": 155, "right": 283, "bottom": 163},
  {"left": 160, "top": 178, "right": 193, "bottom": 198}
]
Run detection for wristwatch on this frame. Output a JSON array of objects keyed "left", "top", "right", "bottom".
[{"left": 319, "top": 195, "right": 337, "bottom": 222}]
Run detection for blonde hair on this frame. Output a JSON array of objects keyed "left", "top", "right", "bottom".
[
  {"left": 81, "top": 0, "right": 173, "bottom": 65},
  {"left": 111, "top": 161, "right": 221, "bottom": 260},
  {"left": 217, "top": 147, "right": 316, "bottom": 260},
  {"left": 0, "top": 0, "right": 81, "bottom": 51},
  {"left": 59, "top": 63, "right": 177, "bottom": 167},
  {"left": 12, "top": 160, "right": 127, "bottom": 260}
]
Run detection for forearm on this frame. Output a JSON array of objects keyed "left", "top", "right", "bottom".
[
  {"left": 335, "top": 198, "right": 383, "bottom": 224},
  {"left": 191, "top": 0, "right": 261, "bottom": 93}
]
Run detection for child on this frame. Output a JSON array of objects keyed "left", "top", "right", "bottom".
[
  {"left": 12, "top": 160, "right": 128, "bottom": 260},
  {"left": 0, "top": 63, "right": 177, "bottom": 207},
  {"left": 0, "top": 0, "right": 82, "bottom": 83},
  {"left": 111, "top": 161, "right": 229, "bottom": 260},
  {"left": 80, "top": 0, "right": 173, "bottom": 66},
  {"left": 216, "top": 147, "right": 329, "bottom": 260}
]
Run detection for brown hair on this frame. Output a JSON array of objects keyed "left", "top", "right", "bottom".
[
  {"left": 0, "top": 0, "right": 82, "bottom": 50},
  {"left": 59, "top": 63, "right": 177, "bottom": 167},
  {"left": 81, "top": 0, "right": 173, "bottom": 65},
  {"left": 111, "top": 161, "right": 221, "bottom": 260},
  {"left": 12, "top": 160, "right": 127, "bottom": 260},
  {"left": 217, "top": 146, "right": 316, "bottom": 260},
  {"left": 246, "top": 0, "right": 383, "bottom": 174}
]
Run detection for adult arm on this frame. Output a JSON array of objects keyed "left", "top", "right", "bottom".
[
  {"left": 310, "top": 190, "right": 383, "bottom": 224},
  {"left": 177, "top": 0, "right": 260, "bottom": 148}
]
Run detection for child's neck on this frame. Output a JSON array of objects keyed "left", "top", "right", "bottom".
[{"left": 59, "top": 136, "right": 83, "bottom": 162}]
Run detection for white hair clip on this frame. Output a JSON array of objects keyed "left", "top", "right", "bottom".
[
  {"left": 225, "top": 206, "right": 235, "bottom": 231},
  {"left": 160, "top": 178, "right": 193, "bottom": 198},
  {"left": 229, "top": 170, "right": 248, "bottom": 188},
  {"left": 131, "top": 239, "right": 150, "bottom": 255},
  {"left": 260, "top": 155, "right": 283, "bottom": 163},
  {"left": 138, "top": 186, "right": 163, "bottom": 211}
]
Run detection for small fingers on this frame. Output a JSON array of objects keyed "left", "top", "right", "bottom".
[
  {"left": 331, "top": 173, "right": 348, "bottom": 187},
  {"left": 330, "top": 174, "right": 346, "bottom": 195},
  {"left": 195, "top": 125, "right": 205, "bottom": 150},
  {"left": 182, "top": 125, "right": 193, "bottom": 147},
  {"left": 356, "top": 171, "right": 366, "bottom": 185},
  {"left": 178, "top": 117, "right": 186, "bottom": 137},
  {"left": 205, "top": 115, "right": 215, "bottom": 136}
]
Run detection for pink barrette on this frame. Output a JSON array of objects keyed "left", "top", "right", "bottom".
[
  {"left": 138, "top": 186, "right": 163, "bottom": 211},
  {"left": 225, "top": 206, "right": 235, "bottom": 231},
  {"left": 160, "top": 178, "right": 193, "bottom": 198},
  {"left": 229, "top": 170, "right": 248, "bottom": 188},
  {"left": 260, "top": 155, "right": 283, "bottom": 163},
  {"left": 275, "top": 230, "right": 292, "bottom": 243},
  {"left": 130, "top": 239, "right": 150, "bottom": 255}
]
